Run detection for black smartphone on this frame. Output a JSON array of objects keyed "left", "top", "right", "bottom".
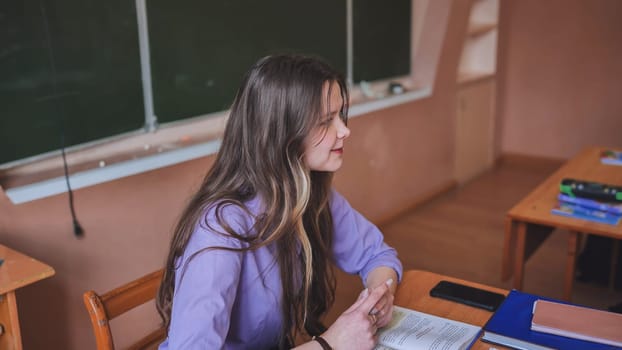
[{"left": 429, "top": 280, "right": 506, "bottom": 311}]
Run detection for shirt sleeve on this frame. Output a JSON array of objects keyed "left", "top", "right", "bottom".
[
  {"left": 330, "top": 189, "right": 403, "bottom": 284},
  {"left": 165, "top": 204, "right": 249, "bottom": 349}
]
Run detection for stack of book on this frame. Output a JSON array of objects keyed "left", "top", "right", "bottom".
[
  {"left": 481, "top": 290, "right": 622, "bottom": 350},
  {"left": 551, "top": 179, "right": 622, "bottom": 226},
  {"left": 601, "top": 149, "right": 622, "bottom": 166}
]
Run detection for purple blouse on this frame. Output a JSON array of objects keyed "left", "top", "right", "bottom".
[{"left": 159, "top": 189, "right": 402, "bottom": 349}]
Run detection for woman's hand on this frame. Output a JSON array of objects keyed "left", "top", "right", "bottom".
[
  {"left": 365, "top": 267, "right": 398, "bottom": 329},
  {"left": 320, "top": 281, "right": 390, "bottom": 350},
  {"left": 368, "top": 278, "right": 394, "bottom": 328}
]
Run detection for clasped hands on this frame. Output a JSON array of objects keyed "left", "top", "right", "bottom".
[{"left": 321, "top": 278, "right": 394, "bottom": 350}]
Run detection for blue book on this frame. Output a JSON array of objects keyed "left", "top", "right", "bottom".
[
  {"left": 601, "top": 150, "right": 622, "bottom": 166},
  {"left": 557, "top": 194, "right": 622, "bottom": 215},
  {"left": 481, "top": 290, "right": 621, "bottom": 350},
  {"left": 551, "top": 202, "right": 621, "bottom": 226}
]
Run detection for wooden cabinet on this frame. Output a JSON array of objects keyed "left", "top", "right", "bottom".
[
  {"left": 455, "top": 79, "right": 496, "bottom": 183},
  {"left": 454, "top": 0, "right": 499, "bottom": 183}
]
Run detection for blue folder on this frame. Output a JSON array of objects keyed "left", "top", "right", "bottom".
[{"left": 480, "top": 290, "right": 620, "bottom": 350}]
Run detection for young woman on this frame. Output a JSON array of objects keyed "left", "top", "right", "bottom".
[{"left": 156, "top": 54, "right": 402, "bottom": 350}]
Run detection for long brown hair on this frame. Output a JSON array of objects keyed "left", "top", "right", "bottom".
[{"left": 156, "top": 54, "right": 349, "bottom": 348}]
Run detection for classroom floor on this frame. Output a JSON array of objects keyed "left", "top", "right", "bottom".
[{"left": 325, "top": 157, "right": 622, "bottom": 324}]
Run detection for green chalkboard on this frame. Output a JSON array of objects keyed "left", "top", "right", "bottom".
[
  {"left": 148, "top": 0, "right": 346, "bottom": 124},
  {"left": 1, "top": 1, "right": 410, "bottom": 165},
  {"left": 353, "top": 0, "right": 411, "bottom": 82},
  {"left": 0, "top": 0, "right": 144, "bottom": 164}
]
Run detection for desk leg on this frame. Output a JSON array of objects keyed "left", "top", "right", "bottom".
[
  {"left": 513, "top": 222, "right": 527, "bottom": 291},
  {"left": 563, "top": 231, "right": 580, "bottom": 302},
  {"left": 501, "top": 217, "right": 516, "bottom": 281},
  {"left": 609, "top": 239, "right": 620, "bottom": 291},
  {"left": 0, "top": 291, "right": 23, "bottom": 350}
]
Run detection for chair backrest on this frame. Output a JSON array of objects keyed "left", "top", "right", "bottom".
[{"left": 83, "top": 269, "right": 166, "bottom": 350}]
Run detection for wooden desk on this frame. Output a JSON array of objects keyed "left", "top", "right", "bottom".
[
  {"left": 0, "top": 244, "right": 55, "bottom": 350},
  {"left": 395, "top": 270, "right": 509, "bottom": 350},
  {"left": 501, "top": 146, "right": 622, "bottom": 301}
]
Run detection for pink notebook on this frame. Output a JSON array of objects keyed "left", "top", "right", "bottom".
[{"left": 531, "top": 299, "right": 622, "bottom": 347}]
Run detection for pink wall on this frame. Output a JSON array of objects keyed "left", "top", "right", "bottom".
[
  {"left": 497, "top": 0, "right": 622, "bottom": 159},
  {"left": 0, "top": 1, "right": 469, "bottom": 349}
]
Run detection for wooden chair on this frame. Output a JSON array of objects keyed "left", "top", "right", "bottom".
[{"left": 83, "top": 269, "right": 166, "bottom": 350}]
